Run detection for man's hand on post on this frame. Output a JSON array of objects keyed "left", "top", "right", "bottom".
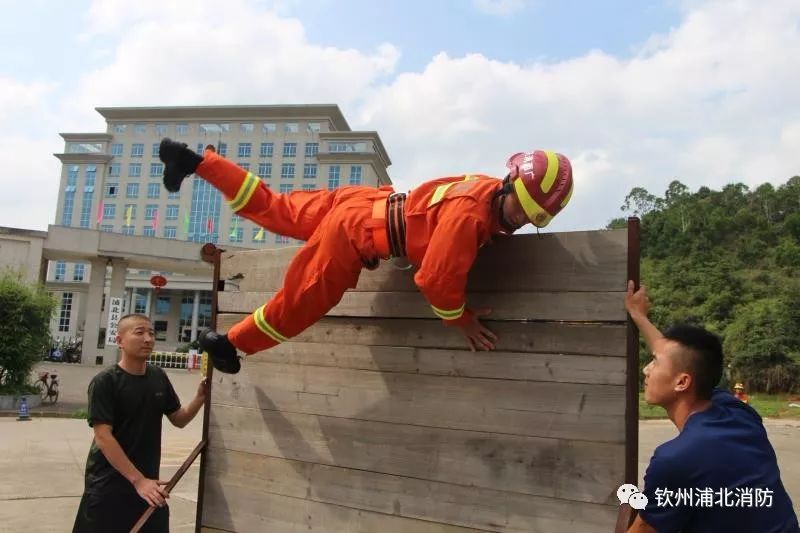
[{"left": 133, "top": 477, "right": 169, "bottom": 507}]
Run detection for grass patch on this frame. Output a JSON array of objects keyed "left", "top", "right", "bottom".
[
  {"left": 72, "top": 408, "right": 88, "bottom": 419},
  {"left": 639, "top": 392, "right": 800, "bottom": 419}
]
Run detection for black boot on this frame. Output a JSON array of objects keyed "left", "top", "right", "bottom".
[
  {"left": 198, "top": 329, "right": 241, "bottom": 374},
  {"left": 159, "top": 138, "right": 203, "bottom": 192}
]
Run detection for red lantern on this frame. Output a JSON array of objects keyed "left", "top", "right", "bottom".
[{"left": 150, "top": 274, "right": 167, "bottom": 294}]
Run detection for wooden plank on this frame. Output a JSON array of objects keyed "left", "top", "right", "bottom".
[
  {"left": 218, "top": 315, "right": 628, "bottom": 356},
  {"left": 220, "top": 230, "right": 628, "bottom": 293},
  {"left": 207, "top": 406, "right": 624, "bottom": 504},
  {"left": 218, "top": 290, "right": 627, "bottom": 322},
  {"left": 201, "top": 482, "right": 486, "bottom": 533},
  {"left": 202, "top": 449, "right": 619, "bottom": 533},
  {"left": 210, "top": 362, "right": 625, "bottom": 442},
  {"left": 245, "top": 343, "right": 627, "bottom": 385}
]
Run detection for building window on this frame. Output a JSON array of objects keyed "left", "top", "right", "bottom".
[
  {"left": 279, "top": 184, "right": 294, "bottom": 194},
  {"left": 155, "top": 124, "right": 168, "bottom": 136},
  {"left": 103, "top": 204, "right": 116, "bottom": 219},
  {"left": 349, "top": 165, "right": 362, "bottom": 185},
  {"left": 134, "top": 124, "right": 147, "bottom": 135},
  {"left": 176, "top": 123, "right": 189, "bottom": 135},
  {"left": 58, "top": 292, "right": 73, "bottom": 332},
  {"left": 260, "top": 142, "right": 273, "bottom": 157},
  {"left": 114, "top": 124, "right": 127, "bottom": 134},
  {"left": 85, "top": 165, "right": 97, "bottom": 186},
  {"left": 252, "top": 227, "right": 267, "bottom": 242},
  {"left": 111, "top": 143, "right": 123, "bottom": 156},
  {"left": 105, "top": 183, "right": 118, "bottom": 198},
  {"left": 229, "top": 227, "right": 244, "bottom": 243},
  {"left": 166, "top": 204, "right": 179, "bottom": 220},
  {"left": 307, "top": 122, "right": 321, "bottom": 133},
  {"left": 164, "top": 226, "right": 177, "bottom": 239},
  {"left": 79, "top": 190, "right": 94, "bottom": 228},
  {"left": 67, "top": 165, "right": 79, "bottom": 186},
  {"left": 143, "top": 226, "right": 156, "bottom": 237},
  {"left": 258, "top": 163, "right": 272, "bottom": 178},
  {"left": 262, "top": 123, "right": 276, "bottom": 134},
  {"left": 218, "top": 142, "right": 228, "bottom": 157},
  {"left": 283, "top": 142, "right": 297, "bottom": 157},
  {"left": 188, "top": 179, "right": 221, "bottom": 244},
  {"left": 73, "top": 264, "right": 85, "bottom": 281},
  {"left": 108, "top": 163, "right": 120, "bottom": 177},
  {"left": 124, "top": 204, "right": 137, "bottom": 220},
  {"left": 240, "top": 123, "right": 254, "bottom": 134},
  {"left": 238, "top": 143, "right": 252, "bottom": 158},
  {"left": 302, "top": 183, "right": 315, "bottom": 192},
  {"left": 239, "top": 162, "right": 250, "bottom": 171},
  {"left": 134, "top": 289, "right": 147, "bottom": 314},
  {"left": 131, "top": 143, "right": 144, "bottom": 157},
  {"left": 330, "top": 141, "right": 368, "bottom": 153},
  {"left": 155, "top": 295, "right": 171, "bottom": 315},
  {"left": 280, "top": 163, "right": 295, "bottom": 179},
  {"left": 167, "top": 190, "right": 180, "bottom": 200},
  {"left": 100, "top": 224, "right": 113, "bottom": 232},
  {"left": 54, "top": 261, "right": 66, "bottom": 281},
  {"left": 62, "top": 191, "right": 75, "bottom": 226},
  {"left": 328, "top": 165, "right": 340, "bottom": 190},
  {"left": 305, "top": 142, "right": 319, "bottom": 157},
  {"left": 275, "top": 234, "right": 290, "bottom": 244},
  {"left": 129, "top": 163, "right": 141, "bottom": 178},
  {"left": 152, "top": 143, "right": 160, "bottom": 157},
  {"left": 303, "top": 164, "right": 317, "bottom": 179},
  {"left": 285, "top": 123, "right": 299, "bottom": 133},
  {"left": 147, "top": 183, "right": 160, "bottom": 199},
  {"left": 145, "top": 204, "right": 158, "bottom": 220},
  {"left": 126, "top": 183, "right": 139, "bottom": 198},
  {"left": 150, "top": 163, "right": 163, "bottom": 177},
  {"left": 196, "top": 143, "right": 204, "bottom": 154},
  {"left": 122, "top": 225, "right": 135, "bottom": 235}
]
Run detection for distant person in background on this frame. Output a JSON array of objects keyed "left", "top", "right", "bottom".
[
  {"left": 624, "top": 281, "right": 798, "bottom": 533},
  {"left": 733, "top": 382, "right": 751, "bottom": 404}
]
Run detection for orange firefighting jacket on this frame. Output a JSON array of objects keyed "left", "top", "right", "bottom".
[{"left": 404, "top": 174, "right": 502, "bottom": 327}]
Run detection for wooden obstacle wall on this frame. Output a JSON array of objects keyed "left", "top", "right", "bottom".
[{"left": 197, "top": 228, "right": 637, "bottom": 532}]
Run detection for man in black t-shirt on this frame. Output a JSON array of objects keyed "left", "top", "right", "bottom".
[{"left": 73, "top": 314, "right": 207, "bottom": 533}]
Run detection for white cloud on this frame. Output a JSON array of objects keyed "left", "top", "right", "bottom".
[
  {"left": 1, "top": 0, "right": 800, "bottom": 233},
  {"left": 472, "top": 0, "right": 528, "bottom": 16}
]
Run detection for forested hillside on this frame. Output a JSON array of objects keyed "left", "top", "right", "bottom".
[{"left": 608, "top": 177, "right": 800, "bottom": 392}]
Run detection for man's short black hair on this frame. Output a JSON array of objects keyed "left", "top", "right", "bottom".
[
  {"left": 117, "top": 313, "right": 152, "bottom": 332},
  {"left": 663, "top": 324, "right": 723, "bottom": 400}
]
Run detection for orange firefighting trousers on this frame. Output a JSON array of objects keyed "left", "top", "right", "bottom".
[{"left": 195, "top": 150, "right": 391, "bottom": 354}]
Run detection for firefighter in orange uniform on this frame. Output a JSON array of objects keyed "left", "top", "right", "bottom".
[{"left": 159, "top": 139, "right": 574, "bottom": 374}]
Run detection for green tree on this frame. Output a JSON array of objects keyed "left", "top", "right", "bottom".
[{"left": 0, "top": 271, "right": 56, "bottom": 394}]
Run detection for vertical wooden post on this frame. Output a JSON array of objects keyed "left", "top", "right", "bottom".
[
  {"left": 195, "top": 243, "right": 221, "bottom": 532},
  {"left": 624, "top": 217, "right": 641, "bottom": 530}
]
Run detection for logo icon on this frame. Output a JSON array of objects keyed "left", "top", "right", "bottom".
[{"left": 617, "top": 483, "right": 649, "bottom": 510}]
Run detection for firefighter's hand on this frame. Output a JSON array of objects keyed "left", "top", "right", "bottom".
[
  {"left": 456, "top": 308, "right": 498, "bottom": 351},
  {"left": 134, "top": 477, "right": 169, "bottom": 507}
]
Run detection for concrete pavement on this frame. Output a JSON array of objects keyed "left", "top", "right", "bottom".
[{"left": 1, "top": 362, "right": 797, "bottom": 532}]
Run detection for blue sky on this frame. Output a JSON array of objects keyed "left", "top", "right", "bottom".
[{"left": 0, "top": 0, "right": 798, "bottom": 232}]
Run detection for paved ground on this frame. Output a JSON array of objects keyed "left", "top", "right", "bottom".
[{"left": 1, "top": 362, "right": 797, "bottom": 532}]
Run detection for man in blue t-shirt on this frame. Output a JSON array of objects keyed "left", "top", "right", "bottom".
[{"left": 625, "top": 281, "right": 799, "bottom": 533}]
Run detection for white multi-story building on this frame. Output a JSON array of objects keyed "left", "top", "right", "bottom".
[{"left": 47, "top": 105, "right": 391, "bottom": 363}]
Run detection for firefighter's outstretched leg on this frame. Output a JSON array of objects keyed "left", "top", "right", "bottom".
[
  {"left": 216, "top": 195, "right": 371, "bottom": 365},
  {"left": 159, "top": 138, "right": 335, "bottom": 241}
]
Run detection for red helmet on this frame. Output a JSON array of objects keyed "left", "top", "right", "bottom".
[{"left": 506, "top": 150, "right": 573, "bottom": 227}]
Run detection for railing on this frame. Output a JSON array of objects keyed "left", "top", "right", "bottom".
[{"left": 146, "top": 351, "right": 204, "bottom": 370}]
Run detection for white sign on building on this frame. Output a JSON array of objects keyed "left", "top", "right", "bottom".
[{"left": 105, "top": 297, "right": 124, "bottom": 346}]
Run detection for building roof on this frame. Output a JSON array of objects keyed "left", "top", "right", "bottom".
[{"left": 95, "top": 105, "right": 351, "bottom": 132}]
